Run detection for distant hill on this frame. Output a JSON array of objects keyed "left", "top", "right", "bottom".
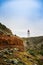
[
  {"left": 22, "top": 36, "right": 43, "bottom": 51},
  {"left": 23, "top": 36, "right": 43, "bottom": 44},
  {"left": 0, "top": 23, "right": 12, "bottom": 35}
]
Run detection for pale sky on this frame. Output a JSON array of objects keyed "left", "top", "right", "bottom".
[{"left": 0, "top": 0, "right": 43, "bottom": 37}]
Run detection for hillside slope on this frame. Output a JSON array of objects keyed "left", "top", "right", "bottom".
[{"left": 0, "top": 23, "right": 12, "bottom": 35}]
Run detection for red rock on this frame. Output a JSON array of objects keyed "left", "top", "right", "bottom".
[{"left": 0, "top": 35, "right": 24, "bottom": 51}]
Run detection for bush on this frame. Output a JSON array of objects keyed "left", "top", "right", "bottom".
[
  {"left": 18, "top": 61, "right": 26, "bottom": 65},
  {"left": 28, "top": 50, "right": 35, "bottom": 56},
  {"left": 39, "top": 51, "right": 43, "bottom": 56}
]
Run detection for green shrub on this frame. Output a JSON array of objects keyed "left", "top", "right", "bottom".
[
  {"left": 28, "top": 50, "right": 35, "bottom": 56},
  {"left": 39, "top": 51, "right": 43, "bottom": 56}
]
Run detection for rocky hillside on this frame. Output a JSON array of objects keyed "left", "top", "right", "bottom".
[
  {"left": 0, "top": 23, "right": 12, "bottom": 35},
  {"left": 22, "top": 36, "right": 43, "bottom": 56},
  {"left": 0, "top": 23, "right": 24, "bottom": 51}
]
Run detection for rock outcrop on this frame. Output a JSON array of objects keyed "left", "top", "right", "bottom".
[{"left": 0, "top": 35, "right": 24, "bottom": 51}]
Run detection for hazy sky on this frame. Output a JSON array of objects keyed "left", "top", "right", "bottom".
[{"left": 0, "top": 0, "right": 43, "bottom": 37}]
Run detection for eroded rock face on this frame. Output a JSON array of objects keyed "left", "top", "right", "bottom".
[{"left": 0, "top": 35, "right": 24, "bottom": 51}]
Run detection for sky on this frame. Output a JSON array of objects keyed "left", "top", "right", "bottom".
[{"left": 0, "top": 0, "right": 43, "bottom": 37}]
